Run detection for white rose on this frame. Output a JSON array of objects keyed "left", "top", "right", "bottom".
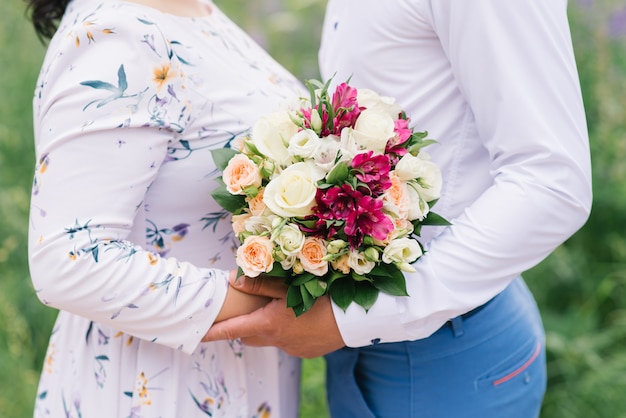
[
  {"left": 352, "top": 108, "right": 395, "bottom": 154},
  {"left": 272, "top": 223, "right": 305, "bottom": 256},
  {"left": 347, "top": 251, "right": 375, "bottom": 275},
  {"left": 382, "top": 237, "right": 423, "bottom": 272},
  {"left": 407, "top": 186, "right": 430, "bottom": 221},
  {"left": 357, "top": 88, "right": 403, "bottom": 119},
  {"left": 395, "top": 153, "right": 442, "bottom": 202},
  {"left": 263, "top": 161, "right": 325, "bottom": 218},
  {"left": 252, "top": 111, "right": 298, "bottom": 166},
  {"left": 288, "top": 129, "right": 321, "bottom": 160}
]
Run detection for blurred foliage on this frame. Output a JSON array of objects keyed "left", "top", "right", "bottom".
[{"left": 1, "top": 0, "right": 625, "bottom": 417}]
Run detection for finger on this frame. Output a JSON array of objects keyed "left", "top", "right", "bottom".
[
  {"left": 230, "top": 274, "right": 288, "bottom": 299},
  {"left": 202, "top": 308, "right": 268, "bottom": 342}
]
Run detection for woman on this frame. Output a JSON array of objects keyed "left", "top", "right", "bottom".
[{"left": 26, "top": 0, "right": 302, "bottom": 416}]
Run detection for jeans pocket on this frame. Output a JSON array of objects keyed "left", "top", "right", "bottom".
[{"left": 474, "top": 338, "right": 544, "bottom": 391}]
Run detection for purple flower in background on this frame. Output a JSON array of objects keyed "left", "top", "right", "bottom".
[{"left": 609, "top": 7, "right": 626, "bottom": 38}]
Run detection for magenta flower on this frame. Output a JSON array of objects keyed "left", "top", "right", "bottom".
[
  {"left": 344, "top": 195, "right": 394, "bottom": 248},
  {"left": 351, "top": 151, "right": 392, "bottom": 196},
  {"left": 314, "top": 185, "right": 356, "bottom": 221},
  {"left": 331, "top": 82, "right": 361, "bottom": 134}
]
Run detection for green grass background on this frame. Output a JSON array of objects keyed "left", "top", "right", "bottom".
[{"left": 1, "top": 0, "right": 625, "bottom": 417}]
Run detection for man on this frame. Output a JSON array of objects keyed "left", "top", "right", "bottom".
[{"left": 205, "top": 1, "right": 591, "bottom": 416}]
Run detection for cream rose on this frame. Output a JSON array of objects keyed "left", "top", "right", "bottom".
[
  {"left": 272, "top": 223, "right": 305, "bottom": 256},
  {"left": 382, "top": 237, "right": 423, "bottom": 272},
  {"left": 236, "top": 235, "right": 275, "bottom": 278},
  {"left": 395, "top": 153, "right": 442, "bottom": 202},
  {"left": 223, "top": 153, "right": 262, "bottom": 195},
  {"left": 252, "top": 111, "right": 298, "bottom": 166},
  {"left": 352, "top": 108, "right": 395, "bottom": 154},
  {"left": 298, "top": 237, "right": 329, "bottom": 276},
  {"left": 288, "top": 129, "right": 321, "bottom": 159},
  {"left": 263, "top": 161, "right": 324, "bottom": 218},
  {"left": 357, "top": 89, "right": 403, "bottom": 119}
]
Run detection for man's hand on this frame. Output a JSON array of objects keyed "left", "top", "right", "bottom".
[{"left": 202, "top": 275, "right": 346, "bottom": 358}]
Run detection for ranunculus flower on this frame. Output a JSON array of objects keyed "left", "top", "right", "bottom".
[
  {"left": 395, "top": 152, "right": 442, "bottom": 202},
  {"left": 356, "top": 88, "right": 402, "bottom": 119},
  {"left": 263, "top": 162, "right": 325, "bottom": 218},
  {"left": 252, "top": 111, "right": 298, "bottom": 166},
  {"left": 272, "top": 223, "right": 305, "bottom": 256},
  {"left": 383, "top": 172, "right": 410, "bottom": 219},
  {"left": 352, "top": 108, "right": 395, "bottom": 154},
  {"left": 236, "top": 235, "right": 275, "bottom": 277},
  {"left": 223, "top": 153, "right": 262, "bottom": 195},
  {"left": 298, "top": 237, "right": 328, "bottom": 276},
  {"left": 382, "top": 237, "right": 423, "bottom": 272}
]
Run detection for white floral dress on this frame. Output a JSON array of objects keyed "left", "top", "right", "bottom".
[{"left": 28, "top": 1, "right": 303, "bottom": 416}]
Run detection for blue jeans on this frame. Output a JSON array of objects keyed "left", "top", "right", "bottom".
[{"left": 325, "top": 278, "right": 546, "bottom": 418}]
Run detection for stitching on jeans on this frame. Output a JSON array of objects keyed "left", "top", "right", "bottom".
[{"left": 492, "top": 341, "right": 542, "bottom": 386}]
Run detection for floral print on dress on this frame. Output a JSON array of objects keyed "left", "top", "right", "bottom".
[{"left": 29, "top": 1, "right": 302, "bottom": 417}]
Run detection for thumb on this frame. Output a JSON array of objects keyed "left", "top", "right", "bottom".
[{"left": 230, "top": 274, "right": 288, "bottom": 299}]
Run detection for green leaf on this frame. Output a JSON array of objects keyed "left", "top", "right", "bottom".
[
  {"left": 329, "top": 278, "right": 356, "bottom": 312},
  {"left": 353, "top": 282, "right": 379, "bottom": 312},
  {"left": 210, "top": 148, "right": 239, "bottom": 171},
  {"left": 325, "top": 162, "right": 349, "bottom": 185},
  {"left": 371, "top": 266, "right": 409, "bottom": 297},
  {"left": 290, "top": 272, "right": 316, "bottom": 286},
  {"left": 421, "top": 211, "right": 452, "bottom": 227},
  {"left": 210, "top": 185, "right": 246, "bottom": 213},
  {"left": 304, "top": 279, "right": 328, "bottom": 298},
  {"left": 286, "top": 285, "right": 303, "bottom": 308},
  {"left": 300, "top": 285, "right": 315, "bottom": 312},
  {"left": 267, "top": 263, "right": 291, "bottom": 278}
]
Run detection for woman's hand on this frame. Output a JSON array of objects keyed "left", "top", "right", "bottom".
[{"left": 213, "top": 270, "right": 272, "bottom": 323}]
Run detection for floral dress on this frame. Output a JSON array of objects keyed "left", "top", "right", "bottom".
[{"left": 28, "top": 1, "right": 303, "bottom": 416}]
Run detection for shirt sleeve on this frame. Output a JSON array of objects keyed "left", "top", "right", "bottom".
[
  {"left": 28, "top": 12, "right": 228, "bottom": 354},
  {"left": 333, "top": 0, "right": 592, "bottom": 347}
]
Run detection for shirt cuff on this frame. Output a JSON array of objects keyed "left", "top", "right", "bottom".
[{"left": 331, "top": 291, "right": 410, "bottom": 348}]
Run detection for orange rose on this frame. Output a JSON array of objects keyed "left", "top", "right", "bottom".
[
  {"left": 298, "top": 237, "right": 328, "bottom": 276},
  {"left": 231, "top": 213, "right": 252, "bottom": 236},
  {"left": 246, "top": 188, "right": 267, "bottom": 216},
  {"left": 383, "top": 172, "right": 410, "bottom": 219},
  {"left": 223, "top": 153, "right": 262, "bottom": 195},
  {"left": 236, "top": 235, "right": 274, "bottom": 277}
]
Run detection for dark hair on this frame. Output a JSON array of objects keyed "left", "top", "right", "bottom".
[{"left": 26, "top": 0, "right": 71, "bottom": 41}]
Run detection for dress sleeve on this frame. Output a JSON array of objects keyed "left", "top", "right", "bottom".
[
  {"left": 28, "top": 11, "right": 228, "bottom": 354},
  {"left": 333, "top": 0, "right": 592, "bottom": 347}
]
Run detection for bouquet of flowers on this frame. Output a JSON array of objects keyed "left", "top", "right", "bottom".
[{"left": 211, "top": 79, "right": 449, "bottom": 316}]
